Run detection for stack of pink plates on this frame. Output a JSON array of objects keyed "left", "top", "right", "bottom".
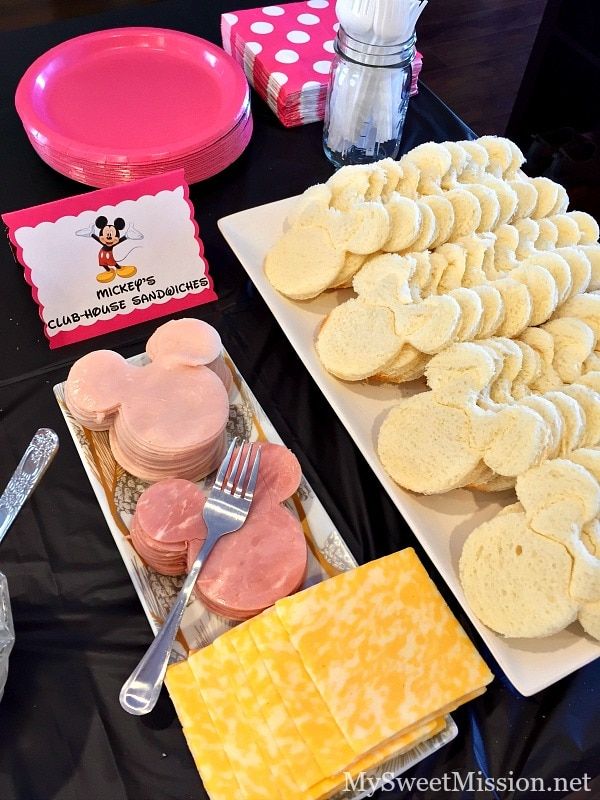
[{"left": 15, "top": 27, "right": 253, "bottom": 188}]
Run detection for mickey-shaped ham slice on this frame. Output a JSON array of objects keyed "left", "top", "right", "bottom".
[
  {"left": 130, "top": 443, "right": 308, "bottom": 621},
  {"left": 65, "top": 319, "right": 230, "bottom": 482}
]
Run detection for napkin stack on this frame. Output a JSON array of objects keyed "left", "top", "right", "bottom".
[
  {"left": 221, "top": 1, "right": 423, "bottom": 127},
  {"left": 166, "top": 548, "right": 493, "bottom": 799}
]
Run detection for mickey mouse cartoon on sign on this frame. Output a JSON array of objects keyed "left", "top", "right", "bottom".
[{"left": 76, "top": 216, "right": 144, "bottom": 283}]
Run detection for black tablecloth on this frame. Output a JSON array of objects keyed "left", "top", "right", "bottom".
[{"left": 0, "top": 2, "right": 598, "bottom": 799}]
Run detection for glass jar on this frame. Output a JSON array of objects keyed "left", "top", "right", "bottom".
[
  {"left": 323, "top": 28, "right": 416, "bottom": 169},
  {"left": 0, "top": 572, "right": 14, "bottom": 701}
]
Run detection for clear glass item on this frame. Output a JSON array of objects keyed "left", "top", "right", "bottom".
[
  {"left": 323, "top": 28, "right": 416, "bottom": 169},
  {"left": 0, "top": 572, "right": 15, "bottom": 701}
]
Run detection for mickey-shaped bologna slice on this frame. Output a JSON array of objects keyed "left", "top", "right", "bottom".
[
  {"left": 130, "top": 443, "right": 308, "bottom": 620},
  {"left": 65, "top": 319, "right": 230, "bottom": 482}
]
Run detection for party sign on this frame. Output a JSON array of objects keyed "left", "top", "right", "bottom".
[{"left": 2, "top": 171, "right": 217, "bottom": 348}]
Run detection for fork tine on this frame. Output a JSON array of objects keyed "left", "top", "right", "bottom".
[
  {"left": 232, "top": 444, "right": 253, "bottom": 498},
  {"left": 242, "top": 447, "right": 261, "bottom": 501},
  {"left": 214, "top": 437, "right": 238, "bottom": 490},
  {"left": 224, "top": 441, "right": 245, "bottom": 493}
]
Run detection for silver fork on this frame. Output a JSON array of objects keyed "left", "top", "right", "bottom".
[{"left": 119, "top": 438, "right": 261, "bottom": 716}]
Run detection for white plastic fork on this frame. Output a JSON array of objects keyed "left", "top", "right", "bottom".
[{"left": 119, "top": 437, "right": 261, "bottom": 715}]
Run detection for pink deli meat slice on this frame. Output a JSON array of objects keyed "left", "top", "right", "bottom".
[
  {"left": 146, "top": 318, "right": 223, "bottom": 368},
  {"left": 191, "top": 504, "right": 308, "bottom": 618},
  {"left": 134, "top": 479, "right": 207, "bottom": 544},
  {"left": 64, "top": 350, "right": 131, "bottom": 429},
  {"left": 117, "top": 361, "right": 229, "bottom": 452},
  {"left": 128, "top": 443, "right": 307, "bottom": 619}
]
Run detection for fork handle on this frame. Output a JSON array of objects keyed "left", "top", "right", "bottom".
[{"left": 119, "top": 535, "right": 216, "bottom": 715}]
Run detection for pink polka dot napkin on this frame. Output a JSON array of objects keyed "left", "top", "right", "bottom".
[{"left": 221, "top": 1, "right": 422, "bottom": 127}]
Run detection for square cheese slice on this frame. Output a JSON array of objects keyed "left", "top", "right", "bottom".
[
  {"left": 165, "top": 660, "right": 243, "bottom": 799},
  {"left": 248, "top": 609, "right": 357, "bottom": 775},
  {"left": 275, "top": 548, "right": 493, "bottom": 754},
  {"left": 187, "top": 644, "right": 284, "bottom": 800},
  {"left": 212, "top": 633, "right": 300, "bottom": 797},
  {"left": 227, "top": 619, "right": 324, "bottom": 792}
]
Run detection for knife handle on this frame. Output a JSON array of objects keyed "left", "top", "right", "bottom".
[{"left": 0, "top": 428, "right": 59, "bottom": 546}]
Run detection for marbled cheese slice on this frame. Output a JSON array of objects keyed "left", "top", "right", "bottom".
[
  {"left": 249, "top": 609, "right": 356, "bottom": 775},
  {"left": 275, "top": 548, "right": 493, "bottom": 755},
  {"left": 187, "top": 644, "right": 284, "bottom": 799},
  {"left": 228, "top": 620, "right": 324, "bottom": 792},
  {"left": 227, "top": 622, "right": 447, "bottom": 800},
  {"left": 165, "top": 661, "right": 243, "bottom": 799},
  {"left": 212, "top": 633, "right": 300, "bottom": 797}
]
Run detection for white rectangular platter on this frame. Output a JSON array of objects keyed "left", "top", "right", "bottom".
[
  {"left": 54, "top": 351, "right": 456, "bottom": 800},
  {"left": 218, "top": 195, "right": 600, "bottom": 697}
]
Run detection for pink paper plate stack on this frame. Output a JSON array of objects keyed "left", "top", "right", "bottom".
[
  {"left": 221, "top": 1, "right": 422, "bottom": 128},
  {"left": 15, "top": 27, "right": 253, "bottom": 188}
]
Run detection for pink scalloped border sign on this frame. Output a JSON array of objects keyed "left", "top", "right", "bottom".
[{"left": 2, "top": 170, "right": 217, "bottom": 348}]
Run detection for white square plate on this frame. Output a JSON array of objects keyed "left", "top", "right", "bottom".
[{"left": 218, "top": 195, "right": 600, "bottom": 697}]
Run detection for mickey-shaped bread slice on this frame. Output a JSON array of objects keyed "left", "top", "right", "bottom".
[
  {"left": 130, "top": 443, "right": 308, "bottom": 620},
  {"left": 476, "top": 174, "right": 519, "bottom": 225},
  {"left": 457, "top": 140, "right": 490, "bottom": 180},
  {"left": 420, "top": 194, "right": 455, "bottom": 249},
  {"left": 330, "top": 252, "right": 369, "bottom": 289},
  {"left": 542, "top": 318, "right": 596, "bottom": 383},
  {"left": 441, "top": 141, "right": 469, "bottom": 189},
  {"left": 484, "top": 338, "right": 523, "bottom": 404},
  {"left": 425, "top": 342, "right": 498, "bottom": 408},
  {"left": 519, "top": 395, "right": 563, "bottom": 460},
  {"left": 555, "top": 246, "right": 592, "bottom": 298},
  {"left": 374, "top": 344, "right": 430, "bottom": 384},
  {"left": 381, "top": 194, "right": 421, "bottom": 252},
  {"left": 264, "top": 224, "right": 346, "bottom": 300},
  {"left": 519, "top": 326, "right": 562, "bottom": 392},
  {"left": 512, "top": 340, "right": 543, "bottom": 396},
  {"left": 473, "top": 404, "right": 549, "bottom": 476},
  {"left": 448, "top": 288, "right": 483, "bottom": 342},
  {"left": 576, "top": 247, "right": 600, "bottom": 290},
  {"left": 472, "top": 285, "right": 506, "bottom": 339},
  {"left": 401, "top": 141, "right": 452, "bottom": 194},
  {"left": 394, "top": 158, "right": 420, "bottom": 199},
  {"left": 509, "top": 263, "right": 559, "bottom": 327},
  {"left": 493, "top": 277, "right": 532, "bottom": 338},
  {"left": 534, "top": 217, "right": 559, "bottom": 251},
  {"left": 462, "top": 183, "right": 501, "bottom": 232},
  {"left": 286, "top": 183, "right": 332, "bottom": 229},
  {"left": 543, "top": 391, "right": 586, "bottom": 456},
  {"left": 445, "top": 188, "right": 482, "bottom": 239},
  {"left": 550, "top": 182, "right": 569, "bottom": 215},
  {"left": 435, "top": 243, "right": 467, "bottom": 293},
  {"left": 406, "top": 200, "right": 438, "bottom": 251},
  {"left": 550, "top": 214, "right": 582, "bottom": 247},
  {"left": 477, "top": 135, "right": 515, "bottom": 178},
  {"left": 377, "top": 392, "right": 482, "bottom": 494},
  {"left": 522, "top": 251, "right": 572, "bottom": 304},
  {"left": 568, "top": 210, "right": 600, "bottom": 245},
  {"left": 515, "top": 461, "right": 600, "bottom": 603},
  {"left": 315, "top": 299, "right": 403, "bottom": 381},
  {"left": 529, "top": 177, "right": 561, "bottom": 219},
  {"left": 553, "top": 293, "right": 600, "bottom": 340},
  {"left": 65, "top": 319, "right": 230, "bottom": 482},
  {"left": 513, "top": 217, "right": 540, "bottom": 259},
  {"left": 516, "top": 459, "right": 600, "bottom": 537},
  {"left": 508, "top": 179, "right": 538, "bottom": 221},
  {"left": 459, "top": 512, "right": 578, "bottom": 638},
  {"left": 561, "top": 385, "right": 600, "bottom": 448}
]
